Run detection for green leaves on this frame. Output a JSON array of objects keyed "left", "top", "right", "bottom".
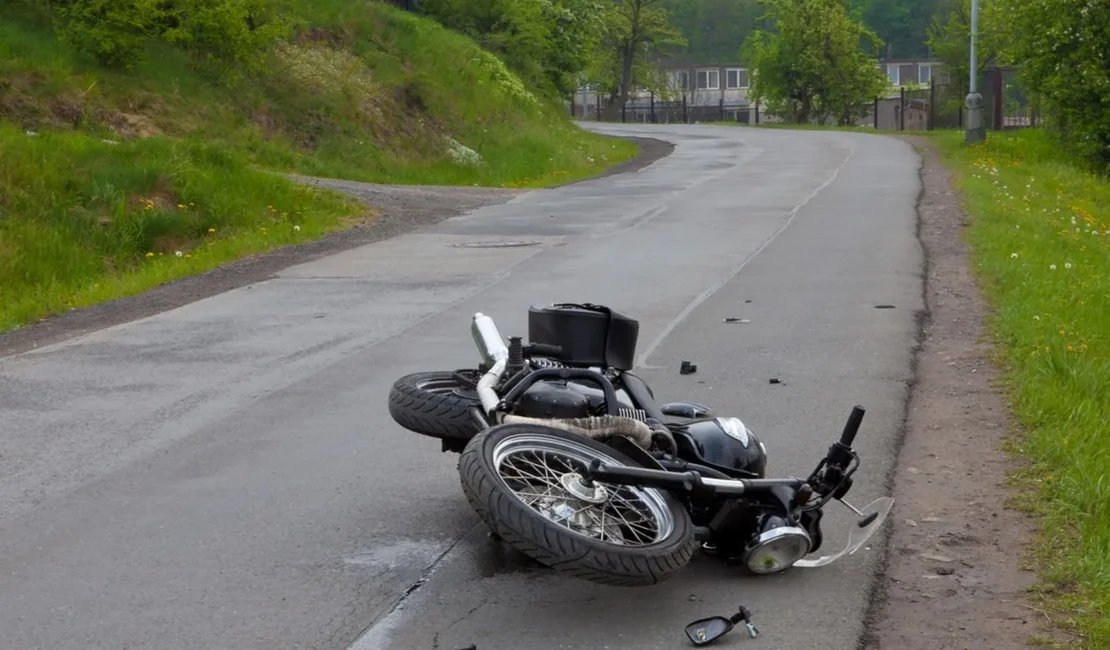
[
  {"left": 419, "top": 0, "right": 607, "bottom": 97},
  {"left": 998, "top": 0, "right": 1110, "bottom": 169},
  {"left": 743, "top": 0, "right": 887, "bottom": 125}
]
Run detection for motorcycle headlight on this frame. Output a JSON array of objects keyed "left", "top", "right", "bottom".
[{"left": 743, "top": 515, "right": 812, "bottom": 575}]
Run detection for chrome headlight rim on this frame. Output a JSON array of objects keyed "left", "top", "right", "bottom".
[{"left": 742, "top": 523, "right": 813, "bottom": 575}]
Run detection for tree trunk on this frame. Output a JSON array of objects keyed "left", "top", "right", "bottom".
[{"left": 614, "top": 1, "right": 642, "bottom": 121}]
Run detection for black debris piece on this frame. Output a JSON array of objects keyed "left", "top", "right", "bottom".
[{"left": 680, "top": 361, "right": 698, "bottom": 375}]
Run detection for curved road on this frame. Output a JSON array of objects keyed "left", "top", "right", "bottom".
[{"left": 0, "top": 124, "right": 923, "bottom": 650}]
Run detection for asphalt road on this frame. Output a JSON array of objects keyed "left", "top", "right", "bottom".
[{"left": 0, "top": 123, "right": 923, "bottom": 650}]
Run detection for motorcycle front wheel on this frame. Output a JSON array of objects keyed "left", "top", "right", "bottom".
[{"left": 458, "top": 423, "right": 697, "bottom": 586}]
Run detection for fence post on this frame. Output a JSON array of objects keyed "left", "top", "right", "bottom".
[
  {"left": 755, "top": 101, "right": 760, "bottom": 124},
  {"left": 650, "top": 91, "right": 656, "bottom": 124},
  {"left": 719, "top": 98, "right": 724, "bottom": 121},
  {"left": 929, "top": 78, "right": 936, "bottom": 131},
  {"left": 900, "top": 86, "right": 906, "bottom": 131},
  {"left": 873, "top": 97, "right": 878, "bottom": 129},
  {"left": 682, "top": 94, "right": 688, "bottom": 123},
  {"left": 596, "top": 92, "right": 601, "bottom": 121},
  {"left": 622, "top": 100, "right": 626, "bottom": 123},
  {"left": 993, "top": 68, "right": 1004, "bottom": 130}
]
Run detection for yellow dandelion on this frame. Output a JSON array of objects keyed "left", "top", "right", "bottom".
[
  {"left": 177, "top": 204, "right": 185, "bottom": 209},
  {"left": 208, "top": 227, "right": 216, "bottom": 233},
  {"left": 145, "top": 252, "right": 154, "bottom": 257}
]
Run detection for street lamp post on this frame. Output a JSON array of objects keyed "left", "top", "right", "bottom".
[{"left": 965, "top": 0, "right": 985, "bottom": 142}]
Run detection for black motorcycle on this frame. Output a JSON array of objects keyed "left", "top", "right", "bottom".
[{"left": 388, "top": 303, "right": 893, "bottom": 586}]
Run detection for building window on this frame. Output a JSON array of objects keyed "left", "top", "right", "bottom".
[
  {"left": 918, "top": 64, "right": 932, "bottom": 84},
  {"left": 696, "top": 69, "right": 720, "bottom": 90},
  {"left": 886, "top": 64, "right": 900, "bottom": 86},
  {"left": 726, "top": 68, "right": 749, "bottom": 89},
  {"left": 673, "top": 70, "right": 690, "bottom": 91}
]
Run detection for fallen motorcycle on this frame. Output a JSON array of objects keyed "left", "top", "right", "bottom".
[{"left": 387, "top": 303, "right": 893, "bottom": 586}]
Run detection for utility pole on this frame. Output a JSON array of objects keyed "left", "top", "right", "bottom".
[{"left": 965, "top": 0, "right": 985, "bottom": 143}]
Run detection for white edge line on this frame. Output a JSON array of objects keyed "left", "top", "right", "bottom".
[{"left": 634, "top": 144, "right": 858, "bottom": 369}]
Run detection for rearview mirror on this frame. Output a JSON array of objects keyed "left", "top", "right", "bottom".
[
  {"left": 684, "top": 605, "right": 759, "bottom": 646},
  {"left": 684, "top": 616, "right": 733, "bottom": 646}
]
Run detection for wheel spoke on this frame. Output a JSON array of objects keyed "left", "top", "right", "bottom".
[{"left": 492, "top": 434, "right": 676, "bottom": 547}]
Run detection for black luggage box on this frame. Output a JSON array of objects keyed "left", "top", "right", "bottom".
[{"left": 527, "top": 303, "right": 639, "bottom": 370}]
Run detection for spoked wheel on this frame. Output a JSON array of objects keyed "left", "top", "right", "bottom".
[
  {"left": 388, "top": 370, "right": 483, "bottom": 441},
  {"left": 459, "top": 423, "right": 697, "bottom": 586}
]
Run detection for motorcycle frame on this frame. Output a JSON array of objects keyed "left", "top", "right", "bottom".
[{"left": 463, "top": 317, "right": 865, "bottom": 561}]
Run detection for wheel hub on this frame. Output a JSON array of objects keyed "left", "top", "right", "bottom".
[{"left": 559, "top": 472, "right": 609, "bottom": 504}]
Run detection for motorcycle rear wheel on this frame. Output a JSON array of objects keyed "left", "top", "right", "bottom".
[
  {"left": 459, "top": 423, "right": 697, "bottom": 586},
  {"left": 388, "top": 370, "right": 482, "bottom": 440}
]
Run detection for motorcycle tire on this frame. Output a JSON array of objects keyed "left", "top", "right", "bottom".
[
  {"left": 387, "top": 370, "right": 482, "bottom": 440},
  {"left": 459, "top": 423, "right": 698, "bottom": 587}
]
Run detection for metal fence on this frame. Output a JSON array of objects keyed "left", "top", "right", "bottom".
[
  {"left": 873, "top": 66, "right": 1041, "bottom": 132},
  {"left": 576, "top": 65, "right": 1041, "bottom": 133}
]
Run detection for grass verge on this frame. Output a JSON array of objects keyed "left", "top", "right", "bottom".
[
  {"left": 932, "top": 128, "right": 1110, "bottom": 649},
  {"left": 0, "top": 2, "right": 639, "bottom": 333},
  {"left": 0, "top": 122, "right": 363, "bottom": 332}
]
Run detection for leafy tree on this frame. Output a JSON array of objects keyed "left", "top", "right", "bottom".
[
  {"left": 925, "top": 0, "right": 1006, "bottom": 94},
  {"left": 589, "top": 0, "right": 685, "bottom": 115},
  {"left": 851, "top": 0, "right": 944, "bottom": 59},
  {"left": 999, "top": 0, "right": 1110, "bottom": 167},
  {"left": 660, "top": 0, "right": 761, "bottom": 61},
  {"left": 418, "top": 0, "right": 607, "bottom": 97},
  {"left": 743, "top": 0, "right": 888, "bottom": 125}
]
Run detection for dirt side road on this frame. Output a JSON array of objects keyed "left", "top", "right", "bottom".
[{"left": 865, "top": 137, "right": 1041, "bottom": 649}]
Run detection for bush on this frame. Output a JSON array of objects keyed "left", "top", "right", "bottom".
[
  {"left": 1003, "top": 0, "right": 1110, "bottom": 169},
  {"left": 53, "top": 0, "right": 288, "bottom": 77},
  {"left": 55, "top": 0, "right": 161, "bottom": 68}
]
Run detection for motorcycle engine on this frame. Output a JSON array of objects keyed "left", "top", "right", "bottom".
[{"left": 515, "top": 381, "right": 592, "bottom": 419}]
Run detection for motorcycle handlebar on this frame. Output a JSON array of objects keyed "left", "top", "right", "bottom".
[
  {"left": 839, "top": 405, "right": 866, "bottom": 448},
  {"left": 526, "top": 343, "right": 563, "bottom": 358}
]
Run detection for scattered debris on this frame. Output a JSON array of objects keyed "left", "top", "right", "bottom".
[
  {"left": 744, "top": 300, "right": 752, "bottom": 303},
  {"left": 936, "top": 567, "right": 956, "bottom": 576},
  {"left": 769, "top": 378, "right": 782, "bottom": 385},
  {"left": 723, "top": 318, "right": 752, "bottom": 324},
  {"left": 875, "top": 304, "right": 897, "bottom": 309},
  {"left": 905, "top": 519, "right": 919, "bottom": 527},
  {"left": 680, "top": 361, "right": 698, "bottom": 375},
  {"left": 920, "top": 552, "right": 954, "bottom": 563}
]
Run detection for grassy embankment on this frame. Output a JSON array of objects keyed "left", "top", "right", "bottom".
[
  {"left": 933, "top": 128, "right": 1110, "bottom": 649},
  {"left": 0, "top": 1, "right": 636, "bottom": 332}
]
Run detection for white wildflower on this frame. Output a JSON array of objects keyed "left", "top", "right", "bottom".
[
  {"left": 175, "top": 251, "right": 184, "bottom": 257},
  {"left": 1065, "top": 262, "right": 1073, "bottom": 269},
  {"left": 1011, "top": 253, "right": 1019, "bottom": 259},
  {"left": 1050, "top": 264, "right": 1057, "bottom": 270},
  {"left": 293, "top": 225, "right": 301, "bottom": 231},
  {"left": 444, "top": 137, "right": 484, "bottom": 167}
]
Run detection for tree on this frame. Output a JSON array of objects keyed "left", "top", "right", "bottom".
[
  {"left": 660, "top": 0, "right": 762, "bottom": 61},
  {"left": 418, "top": 0, "right": 607, "bottom": 97},
  {"left": 742, "top": 0, "right": 888, "bottom": 125},
  {"left": 591, "top": 0, "right": 685, "bottom": 116},
  {"left": 851, "top": 0, "right": 945, "bottom": 59},
  {"left": 925, "top": 0, "right": 1007, "bottom": 95},
  {"left": 999, "top": 0, "right": 1110, "bottom": 167}
]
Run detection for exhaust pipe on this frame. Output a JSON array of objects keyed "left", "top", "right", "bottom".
[{"left": 472, "top": 313, "right": 509, "bottom": 414}]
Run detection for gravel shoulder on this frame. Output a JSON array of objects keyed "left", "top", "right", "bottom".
[
  {"left": 864, "top": 136, "right": 1041, "bottom": 649},
  {"left": 0, "top": 137, "right": 673, "bottom": 359}
]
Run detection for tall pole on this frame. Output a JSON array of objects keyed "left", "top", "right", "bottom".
[{"left": 965, "top": 0, "right": 985, "bottom": 142}]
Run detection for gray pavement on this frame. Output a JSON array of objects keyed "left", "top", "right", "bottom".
[{"left": 0, "top": 123, "right": 923, "bottom": 650}]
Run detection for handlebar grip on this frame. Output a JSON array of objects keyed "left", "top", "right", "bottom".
[
  {"left": 839, "top": 405, "right": 866, "bottom": 448},
  {"left": 527, "top": 343, "right": 563, "bottom": 358}
]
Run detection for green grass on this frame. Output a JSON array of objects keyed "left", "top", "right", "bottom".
[
  {"left": 0, "top": 1, "right": 637, "bottom": 332},
  {"left": 932, "top": 128, "right": 1110, "bottom": 649},
  {"left": 0, "top": 122, "right": 362, "bottom": 331}
]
